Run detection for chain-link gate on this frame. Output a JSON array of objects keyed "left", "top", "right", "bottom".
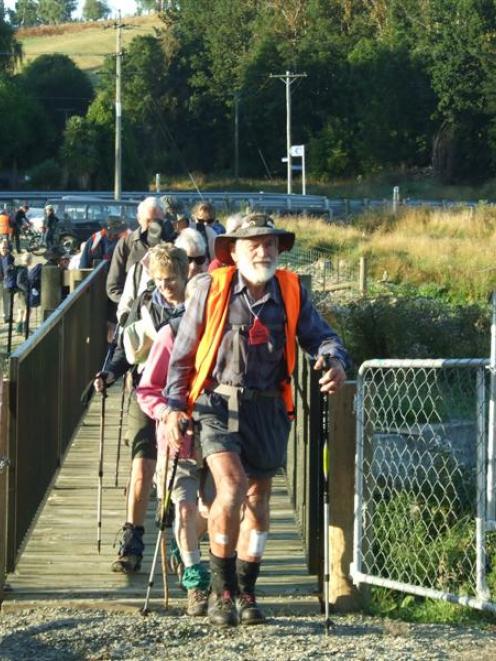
[{"left": 351, "top": 358, "right": 496, "bottom": 613}]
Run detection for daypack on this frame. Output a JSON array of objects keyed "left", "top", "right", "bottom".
[
  {"left": 28, "top": 263, "right": 42, "bottom": 307},
  {"left": 122, "top": 287, "right": 183, "bottom": 366}
]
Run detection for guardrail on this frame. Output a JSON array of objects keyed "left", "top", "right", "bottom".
[
  {"left": 1, "top": 262, "right": 107, "bottom": 596},
  {"left": 3, "top": 189, "right": 494, "bottom": 221}
]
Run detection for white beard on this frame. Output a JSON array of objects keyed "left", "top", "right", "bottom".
[{"left": 237, "top": 255, "right": 277, "bottom": 285}]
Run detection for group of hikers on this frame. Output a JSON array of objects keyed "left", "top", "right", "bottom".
[
  {"left": 0, "top": 202, "right": 60, "bottom": 251},
  {"left": 86, "top": 195, "right": 350, "bottom": 627},
  {"left": 0, "top": 202, "right": 69, "bottom": 334}
]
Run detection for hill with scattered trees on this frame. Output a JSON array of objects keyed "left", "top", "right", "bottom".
[{"left": 2, "top": 1, "right": 496, "bottom": 191}]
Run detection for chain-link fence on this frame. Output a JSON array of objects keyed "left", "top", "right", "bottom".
[
  {"left": 278, "top": 245, "right": 361, "bottom": 295},
  {"left": 352, "top": 358, "right": 496, "bottom": 613}
]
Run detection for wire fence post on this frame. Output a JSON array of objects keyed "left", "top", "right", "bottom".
[
  {"left": 392, "top": 186, "right": 400, "bottom": 215},
  {"left": 488, "top": 292, "right": 496, "bottom": 522},
  {"left": 359, "top": 256, "right": 367, "bottom": 296}
]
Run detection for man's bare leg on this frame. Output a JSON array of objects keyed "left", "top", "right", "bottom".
[
  {"left": 235, "top": 477, "right": 272, "bottom": 624},
  {"left": 205, "top": 451, "right": 248, "bottom": 625},
  {"left": 207, "top": 451, "right": 248, "bottom": 558},
  {"left": 237, "top": 477, "right": 271, "bottom": 561}
]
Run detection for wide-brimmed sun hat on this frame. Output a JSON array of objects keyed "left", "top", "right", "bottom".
[{"left": 214, "top": 213, "right": 295, "bottom": 265}]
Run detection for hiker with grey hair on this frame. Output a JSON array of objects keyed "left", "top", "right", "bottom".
[
  {"left": 106, "top": 196, "right": 175, "bottom": 306},
  {"left": 165, "top": 213, "right": 349, "bottom": 627},
  {"left": 117, "top": 228, "right": 207, "bottom": 325},
  {"left": 175, "top": 228, "right": 209, "bottom": 279}
]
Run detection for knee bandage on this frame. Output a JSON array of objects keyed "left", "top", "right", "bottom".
[{"left": 248, "top": 530, "right": 268, "bottom": 558}]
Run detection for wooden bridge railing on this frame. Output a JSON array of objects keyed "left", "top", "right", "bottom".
[
  {"left": 287, "top": 354, "right": 360, "bottom": 611},
  {"left": 0, "top": 262, "right": 108, "bottom": 603}
]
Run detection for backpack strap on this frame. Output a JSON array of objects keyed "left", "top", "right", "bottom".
[{"left": 132, "top": 261, "right": 144, "bottom": 300}]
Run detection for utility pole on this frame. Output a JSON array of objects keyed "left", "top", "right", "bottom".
[
  {"left": 234, "top": 92, "right": 240, "bottom": 181},
  {"left": 269, "top": 71, "right": 307, "bottom": 194},
  {"left": 114, "top": 12, "right": 123, "bottom": 201}
]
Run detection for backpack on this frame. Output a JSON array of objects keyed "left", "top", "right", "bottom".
[
  {"left": 122, "top": 288, "right": 183, "bottom": 366},
  {"left": 28, "top": 263, "right": 42, "bottom": 307}
]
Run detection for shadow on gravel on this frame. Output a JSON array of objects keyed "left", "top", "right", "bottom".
[
  {"left": 265, "top": 616, "right": 383, "bottom": 637},
  {"left": 0, "top": 615, "right": 105, "bottom": 661}
]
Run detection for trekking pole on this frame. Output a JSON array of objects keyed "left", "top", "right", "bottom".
[
  {"left": 159, "top": 451, "right": 171, "bottom": 608},
  {"left": 320, "top": 388, "right": 334, "bottom": 635},
  {"left": 97, "top": 387, "right": 107, "bottom": 554},
  {"left": 114, "top": 375, "right": 127, "bottom": 487},
  {"left": 6, "top": 289, "right": 14, "bottom": 354},
  {"left": 141, "top": 449, "right": 180, "bottom": 616}
]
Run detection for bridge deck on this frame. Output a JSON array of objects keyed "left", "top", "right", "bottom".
[{"left": 4, "top": 383, "right": 318, "bottom": 610}]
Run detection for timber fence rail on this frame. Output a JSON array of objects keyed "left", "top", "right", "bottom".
[
  {"left": 352, "top": 358, "right": 496, "bottom": 613},
  {"left": 0, "top": 262, "right": 108, "bottom": 601}
]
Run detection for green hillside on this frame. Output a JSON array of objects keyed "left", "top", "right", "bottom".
[{"left": 16, "top": 15, "right": 161, "bottom": 75}]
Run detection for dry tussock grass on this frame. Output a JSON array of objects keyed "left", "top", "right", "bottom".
[
  {"left": 279, "top": 207, "right": 496, "bottom": 302},
  {"left": 17, "top": 15, "right": 153, "bottom": 38}
]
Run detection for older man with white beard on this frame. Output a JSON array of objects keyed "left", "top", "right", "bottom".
[{"left": 164, "top": 213, "right": 349, "bottom": 627}]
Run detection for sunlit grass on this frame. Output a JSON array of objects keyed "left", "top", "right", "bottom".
[
  {"left": 275, "top": 207, "right": 496, "bottom": 304},
  {"left": 16, "top": 15, "right": 159, "bottom": 73}
]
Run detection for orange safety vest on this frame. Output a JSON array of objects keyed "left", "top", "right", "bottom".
[
  {"left": 188, "top": 265, "right": 301, "bottom": 418},
  {"left": 0, "top": 213, "right": 11, "bottom": 236}
]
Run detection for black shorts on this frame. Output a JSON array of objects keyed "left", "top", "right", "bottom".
[
  {"left": 195, "top": 390, "right": 291, "bottom": 479},
  {"left": 126, "top": 393, "right": 157, "bottom": 461}
]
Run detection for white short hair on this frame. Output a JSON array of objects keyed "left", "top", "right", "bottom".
[
  {"left": 137, "top": 196, "right": 164, "bottom": 222},
  {"left": 175, "top": 227, "right": 206, "bottom": 255},
  {"left": 225, "top": 213, "right": 244, "bottom": 234}
]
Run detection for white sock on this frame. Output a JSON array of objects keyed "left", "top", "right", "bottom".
[{"left": 182, "top": 550, "right": 201, "bottom": 568}]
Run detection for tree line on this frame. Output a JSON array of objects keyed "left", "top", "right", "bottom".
[
  {"left": 2, "top": 0, "right": 496, "bottom": 190},
  {"left": 9, "top": 1, "right": 160, "bottom": 25}
]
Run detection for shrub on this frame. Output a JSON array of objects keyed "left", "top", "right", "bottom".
[{"left": 329, "top": 296, "right": 489, "bottom": 373}]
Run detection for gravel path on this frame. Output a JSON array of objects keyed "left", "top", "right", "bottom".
[{"left": 1, "top": 603, "right": 495, "bottom": 660}]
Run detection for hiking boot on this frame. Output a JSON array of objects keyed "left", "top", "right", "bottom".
[
  {"left": 187, "top": 588, "right": 209, "bottom": 616},
  {"left": 208, "top": 590, "right": 238, "bottom": 627},
  {"left": 111, "top": 523, "right": 144, "bottom": 573},
  {"left": 237, "top": 592, "right": 266, "bottom": 625}
]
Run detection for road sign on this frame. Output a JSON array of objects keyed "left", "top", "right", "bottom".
[{"left": 290, "top": 144, "right": 305, "bottom": 157}]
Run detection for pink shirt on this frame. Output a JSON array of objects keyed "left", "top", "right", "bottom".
[{"left": 136, "top": 324, "right": 192, "bottom": 457}]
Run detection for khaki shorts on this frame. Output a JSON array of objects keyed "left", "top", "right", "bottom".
[{"left": 155, "top": 436, "right": 215, "bottom": 506}]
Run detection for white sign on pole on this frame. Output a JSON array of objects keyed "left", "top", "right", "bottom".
[
  {"left": 290, "top": 144, "right": 304, "bottom": 157},
  {"left": 284, "top": 146, "right": 306, "bottom": 194}
]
